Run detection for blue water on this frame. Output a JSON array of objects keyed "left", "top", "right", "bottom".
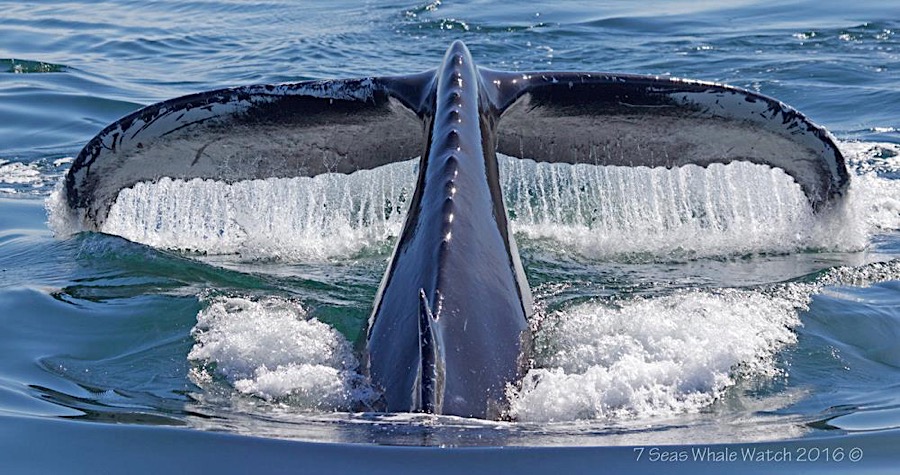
[{"left": 2, "top": 1, "right": 900, "bottom": 473}]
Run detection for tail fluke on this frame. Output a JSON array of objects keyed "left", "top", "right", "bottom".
[
  {"left": 483, "top": 70, "right": 849, "bottom": 210},
  {"left": 64, "top": 76, "right": 434, "bottom": 230},
  {"left": 63, "top": 68, "right": 850, "bottom": 232}
]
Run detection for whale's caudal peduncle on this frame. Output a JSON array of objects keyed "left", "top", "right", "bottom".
[
  {"left": 366, "top": 41, "right": 531, "bottom": 418},
  {"left": 62, "top": 41, "right": 849, "bottom": 419}
]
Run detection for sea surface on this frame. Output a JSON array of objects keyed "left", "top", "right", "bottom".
[{"left": 1, "top": 1, "right": 899, "bottom": 473}]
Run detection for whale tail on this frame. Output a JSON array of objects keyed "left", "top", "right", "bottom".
[
  {"left": 61, "top": 42, "right": 852, "bottom": 420},
  {"left": 64, "top": 65, "right": 848, "bottom": 231},
  {"left": 481, "top": 68, "right": 849, "bottom": 210}
]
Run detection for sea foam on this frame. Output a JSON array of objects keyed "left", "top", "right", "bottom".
[
  {"left": 188, "top": 296, "right": 373, "bottom": 410},
  {"left": 507, "top": 288, "right": 805, "bottom": 422}
]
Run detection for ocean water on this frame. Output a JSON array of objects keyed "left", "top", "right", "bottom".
[{"left": 2, "top": 0, "right": 900, "bottom": 473}]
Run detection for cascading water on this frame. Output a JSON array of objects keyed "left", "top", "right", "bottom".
[{"left": 53, "top": 153, "right": 884, "bottom": 261}]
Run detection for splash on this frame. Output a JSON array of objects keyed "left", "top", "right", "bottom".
[
  {"left": 501, "top": 159, "right": 836, "bottom": 259},
  {"left": 188, "top": 296, "right": 374, "bottom": 410},
  {"left": 0, "top": 160, "right": 41, "bottom": 187},
  {"left": 100, "top": 159, "right": 417, "bottom": 260},
  {"left": 840, "top": 141, "right": 900, "bottom": 232},
  {"left": 183, "top": 259, "right": 900, "bottom": 421},
  {"left": 189, "top": 288, "right": 807, "bottom": 421},
  {"left": 47, "top": 144, "right": 898, "bottom": 260},
  {"left": 507, "top": 258, "right": 900, "bottom": 423},
  {"left": 507, "top": 287, "right": 805, "bottom": 422}
]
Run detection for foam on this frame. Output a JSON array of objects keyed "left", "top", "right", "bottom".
[
  {"left": 507, "top": 288, "right": 806, "bottom": 422},
  {"left": 2, "top": 158, "right": 71, "bottom": 196},
  {"left": 1, "top": 160, "right": 42, "bottom": 194},
  {"left": 187, "top": 296, "right": 373, "bottom": 410},
  {"left": 0, "top": 160, "right": 41, "bottom": 185}
]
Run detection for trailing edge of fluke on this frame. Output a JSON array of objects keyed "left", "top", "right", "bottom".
[{"left": 63, "top": 40, "right": 849, "bottom": 419}]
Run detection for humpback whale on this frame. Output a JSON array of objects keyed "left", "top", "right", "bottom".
[{"left": 63, "top": 41, "right": 849, "bottom": 419}]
